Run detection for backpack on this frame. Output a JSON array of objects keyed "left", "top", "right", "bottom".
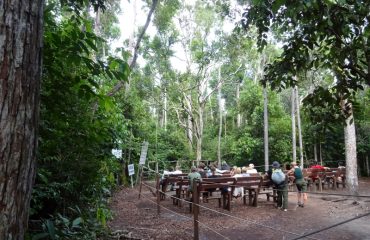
[{"left": 271, "top": 169, "right": 286, "bottom": 185}]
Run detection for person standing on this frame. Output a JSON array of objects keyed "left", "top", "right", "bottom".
[
  {"left": 287, "top": 162, "right": 307, "bottom": 207},
  {"left": 268, "top": 161, "right": 288, "bottom": 211},
  {"left": 188, "top": 166, "right": 202, "bottom": 193}
]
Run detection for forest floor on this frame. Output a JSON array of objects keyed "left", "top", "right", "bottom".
[{"left": 108, "top": 177, "right": 370, "bottom": 240}]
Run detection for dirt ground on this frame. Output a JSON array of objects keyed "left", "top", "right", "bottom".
[{"left": 108, "top": 178, "right": 370, "bottom": 240}]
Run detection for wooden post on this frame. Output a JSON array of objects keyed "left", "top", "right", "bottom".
[
  {"left": 193, "top": 179, "right": 199, "bottom": 240},
  {"left": 156, "top": 174, "right": 161, "bottom": 215},
  {"left": 138, "top": 166, "right": 143, "bottom": 199}
]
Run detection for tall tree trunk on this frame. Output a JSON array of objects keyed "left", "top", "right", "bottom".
[
  {"left": 209, "top": 96, "right": 214, "bottom": 122},
  {"left": 0, "top": 1, "right": 44, "bottom": 238},
  {"left": 319, "top": 142, "right": 323, "bottom": 165},
  {"left": 314, "top": 143, "right": 318, "bottom": 163},
  {"left": 291, "top": 87, "right": 296, "bottom": 163},
  {"left": 295, "top": 86, "right": 304, "bottom": 168},
  {"left": 263, "top": 86, "right": 269, "bottom": 171},
  {"left": 187, "top": 95, "right": 193, "bottom": 151},
  {"left": 195, "top": 104, "right": 204, "bottom": 165},
  {"left": 217, "top": 69, "right": 222, "bottom": 168},
  {"left": 163, "top": 88, "right": 167, "bottom": 131},
  {"left": 342, "top": 105, "right": 359, "bottom": 195},
  {"left": 224, "top": 112, "right": 227, "bottom": 138},
  {"left": 236, "top": 82, "right": 241, "bottom": 128},
  {"left": 366, "top": 155, "right": 369, "bottom": 177}
]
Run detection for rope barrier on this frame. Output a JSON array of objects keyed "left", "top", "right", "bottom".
[
  {"left": 127, "top": 185, "right": 230, "bottom": 239},
  {"left": 290, "top": 211, "right": 370, "bottom": 240},
  {"left": 140, "top": 182, "right": 319, "bottom": 240},
  {"left": 139, "top": 170, "right": 369, "bottom": 239},
  {"left": 142, "top": 178, "right": 370, "bottom": 238},
  {"left": 196, "top": 220, "right": 230, "bottom": 240}
]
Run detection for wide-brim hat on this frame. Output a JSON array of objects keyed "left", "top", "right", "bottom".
[{"left": 272, "top": 161, "right": 280, "bottom": 168}]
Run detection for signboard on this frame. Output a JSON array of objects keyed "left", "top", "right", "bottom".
[
  {"left": 111, "top": 149, "right": 122, "bottom": 159},
  {"left": 139, "top": 141, "right": 149, "bottom": 165},
  {"left": 128, "top": 164, "right": 135, "bottom": 176}
]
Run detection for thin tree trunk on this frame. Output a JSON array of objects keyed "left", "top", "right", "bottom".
[
  {"left": 366, "top": 155, "right": 369, "bottom": 177},
  {"left": 0, "top": 1, "right": 44, "bottom": 238},
  {"left": 224, "top": 113, "right": 227, "bottom": 138},
  {"left": 187, "top": 95, "right": 193, "bottom": 151},
  {"left": 295, "top": 86, "right": 304, "bottom": 168},
  {"left": 217, "top": 69, "right": 222, "bottom": 168},
  {"left": 314, "top": 143, "right": 318, "bottom": 163},
  {"left": 217, "top": 84, "right": 222, "bottom": 169},
  {"left": 319, "top": 142, "right": 323, "bottom": 165},
  {"left": 236, "top": 83, "right": 241, "bottom": 128},
  {"left": 263, "top": 86, "right": 269, "bottom": 171},
  {"left": 163, "top": 88, "right": 167, "bottom": 131},
  {"left": 291, "top": 87, "right": 296, "bottom": 163}
]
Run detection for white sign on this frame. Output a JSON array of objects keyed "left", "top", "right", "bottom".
[
  {"left": 139, "top": 141, "right": 149, "bottom": 165},
  {"left": 111, "top": 149, "right": 122, "bottom": 158},
  {"left": 128, "top": 164, "right": 135, "bottom": 176}
]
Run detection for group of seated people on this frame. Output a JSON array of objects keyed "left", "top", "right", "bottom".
[{"left": 188, "top": 162, "right": 260, "bottom": 198}]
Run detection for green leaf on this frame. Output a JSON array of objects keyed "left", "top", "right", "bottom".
[
  {"left": 32, "top": 233, "right": 50, "bottom": 240},
  {"left": 45, "top": 220, "right": 56, "bottom": 240},
  {"left": 72, "top": 217, "right": 82, "bottom": 228}
]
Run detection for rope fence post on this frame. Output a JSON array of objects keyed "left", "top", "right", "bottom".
[
  {"left": 138, "top": 166, "right": 143, "bottom": 199},
  {"left": 193, "top": 179, "right": 199, "bottom": 240},
  {"left": 156, "top": 173, "right": 161, "bottom": 215}
]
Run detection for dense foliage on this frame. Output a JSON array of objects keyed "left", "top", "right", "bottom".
[{"left": 28, "top": 0, "right": 370, "bottom": 238}]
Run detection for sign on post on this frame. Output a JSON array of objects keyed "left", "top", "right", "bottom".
[
  {"left": 139, "top": 141, "right": 149, "bottom": 165},
  {"left": 128, "top": 164, "right": 135, "bottom": 176},
  {"left": 128, "top": 164, "right": 135, "bottom": 188},
  {"left": 111, "top": 149, "right": 122, "bottom": 159}
]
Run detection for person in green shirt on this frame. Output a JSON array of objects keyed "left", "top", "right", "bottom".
[
  {"left": 287, "top": 162, "right": 307, "bottom": 207},
  {"left": 188, "top": 166, "right": 202, "bottom": 192}
]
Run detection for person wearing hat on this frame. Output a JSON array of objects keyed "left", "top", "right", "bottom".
[
  {"left": 268, "top": 161, "right": 288, "bottom": 211},
  {"left": 188, "top": 166, "right": 202, "bottom": 192}
]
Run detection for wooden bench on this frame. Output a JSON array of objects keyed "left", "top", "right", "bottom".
[
  {"left": 230, "top": 175, "right": 263, "bottom": 208},
  {"left": 258, "top": 176, "right": 277, "bottom": 202},
  {"left": 198, "top": 177, "right": 235, "bottom": 211},
  {"left": 160, "top": 174, "right": 188, "bottom": 200}
]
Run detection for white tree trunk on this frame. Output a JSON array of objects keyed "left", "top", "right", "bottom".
[
  {"left": 217, "top": 68, "right": 223, "bottom": 168},
  {"left": 164, "top": 88, "right": 167, "bottom": 131},
  {"left": 295, "top": 86, "right": 304, "bottom": 168},
  {"left": 217, "top": 84, "right": 222, "bottom": 168},
  {"left": 263, "top": 86, "right": 269, "bottom": 171},
  {"left": 236, "top": 83, "right": 241, "bottom": 128},
  {"left": 314, "top": 144, "right": 318, "bottom": 163},
  {"left": 344, "top": 111, "right": 359, "bottom": 195},
  {"left": 196, "top": 107, "right": 204, "bottom": 165},
  {"left": 291, "top": 87, "right": 296, "bottom": 163}
]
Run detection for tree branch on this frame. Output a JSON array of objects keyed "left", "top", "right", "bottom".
[{"left": 107, "top": 0, "right": 158, "bottom": 97}]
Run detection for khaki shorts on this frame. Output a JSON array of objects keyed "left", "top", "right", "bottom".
[{"left": 295, "top": 178, "right": 307, "bottom": 193}]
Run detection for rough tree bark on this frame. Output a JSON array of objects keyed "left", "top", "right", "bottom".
[{"left": 0, "top": 0, "right": 44, "bottom": 239}]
